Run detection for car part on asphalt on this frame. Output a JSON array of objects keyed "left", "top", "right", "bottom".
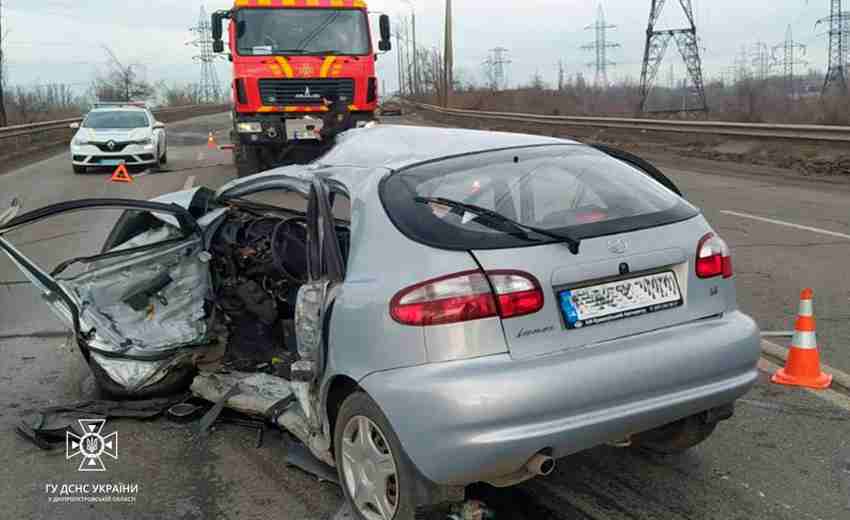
[
  {"left": 15, "top": 395, "right": 188, "bottom": 449},
  {"left": 285, "top": 439, "right": 340, "bottom": 484}
]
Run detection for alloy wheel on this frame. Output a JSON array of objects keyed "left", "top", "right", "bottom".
[{"left": 340, "top": 415, "right": 399, "bottom": 520}]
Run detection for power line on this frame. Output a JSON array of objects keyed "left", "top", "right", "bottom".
[
  {"left": 188, "top": 6, "right": 223, "bottom": 104},
  {"left": 581, "top": 4, "right": 619, "bottom": 88},
  {"left": 639, "top": 0, "right": 708, "bottom": 113}
]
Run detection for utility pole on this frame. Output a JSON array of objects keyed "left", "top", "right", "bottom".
[
  {"left": 558, "top": 60, "right": 566, "bottom": 91},
  {"left": 443, "top": 0, "right": 453, "bottom": 107},
  {"left": 0, "top": 0, "right": 7, "bottom": 127},
  {"left": 401, "top": 1, "right": 420, "bottom": 96},
  {"left": 819, "top": 0, "right": 849, "bottom": 93},
  {"left": 395, "top": 25, "right": 405, "bottom": 96},
  {"left": 773, "top": 25, "right": 807, "bottom": 99},
  {"left": 639, "top": 0, "right": 708, "bottom": 113},
  {"left": 581, "top": 4, "right": 619, "bottom": 88},
  {"left": 189, "top": 6, "right": 223, "bottom": 103}
]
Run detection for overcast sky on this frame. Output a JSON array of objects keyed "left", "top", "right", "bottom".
[{"left": 1, "top": 0, "right": 830, "bottom": 93}]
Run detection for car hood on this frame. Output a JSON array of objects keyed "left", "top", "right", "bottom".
[{"left": 76, "top": 127, "right": 150, "bottom": 142}]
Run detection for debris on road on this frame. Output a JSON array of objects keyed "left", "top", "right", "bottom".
[
  {"left": 447, "top": 500, "right": 495, "bottom": 520},
  {"left": 15, "top": 394, "right": 188, "bottom": 449},
  {"left": 284, "top": 439, "right": 339, "bottom": 484}
]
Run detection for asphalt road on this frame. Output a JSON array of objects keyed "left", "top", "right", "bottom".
[{"left": 0, "top": 112, "right": 848, "bottom": 520}]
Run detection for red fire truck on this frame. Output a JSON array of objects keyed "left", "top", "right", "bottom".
[{"left": 212, "top": 0, "right": 391, "bottom": 177}]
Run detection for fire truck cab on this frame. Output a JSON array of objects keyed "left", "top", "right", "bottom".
[{"left": 212, "top": 0, "right": 391, "bottom": 177}]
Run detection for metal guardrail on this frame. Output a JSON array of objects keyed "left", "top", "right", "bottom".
[
  {"left": 0, "top": 104, "right": 231, "bottom": 156},
  {"left": 415, "top": 103, "right": 850, "bottom": 143}
]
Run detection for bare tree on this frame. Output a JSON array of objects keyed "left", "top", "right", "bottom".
[{"left": 94, "top": 46, "right": 154, "bottom": 102}]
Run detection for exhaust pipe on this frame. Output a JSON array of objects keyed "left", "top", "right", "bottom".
[{"left": 525, "top": 453, "right": 556, "bottom": 476}]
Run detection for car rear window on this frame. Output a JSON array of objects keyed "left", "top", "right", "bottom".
[{"left": 380, "top": 145, "right": 699, "bottom": 250}]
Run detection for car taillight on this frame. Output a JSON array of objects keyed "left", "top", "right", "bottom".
[
  {"left": 696, "top": 232, "right": 733, "bottom": 279},
  {"left": 390, "top": 270, "right": 543, "bottom": 326}
]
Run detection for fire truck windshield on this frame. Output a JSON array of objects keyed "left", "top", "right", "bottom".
[{"left": 236, "top": 9, "right": 370, "bottom": 56}]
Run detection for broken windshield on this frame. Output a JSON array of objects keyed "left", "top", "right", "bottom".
[{"left": 236, "top": 9, "right": 370, "bottom": 56}]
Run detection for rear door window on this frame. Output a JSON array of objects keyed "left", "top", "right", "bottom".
[{"left": 380, "top": 145, "right": 698, "bottom": 250}]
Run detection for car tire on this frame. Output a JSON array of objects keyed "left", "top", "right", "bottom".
[
  {"left": 235, "top": 143, "right": 263, "bottom": 178},
  {"left": 160, "top": 149, "right": 168, "bottom": 165},
  {"left": 632, "top": 415, "right": 718, "bottom": 454},
  {"left": 334, "top": 391, "right": 420, "bottom": 520},
  {"left": 73, "top": 165, "right": 86, "bottom": 174}
]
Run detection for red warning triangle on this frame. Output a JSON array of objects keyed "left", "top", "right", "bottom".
[{"left": 110, "top": 163, "right": 133, "bottom": 183}]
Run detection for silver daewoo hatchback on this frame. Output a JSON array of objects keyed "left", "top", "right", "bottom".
[{"left": 0, "top": 125, "right": 761, "bottom": 520}]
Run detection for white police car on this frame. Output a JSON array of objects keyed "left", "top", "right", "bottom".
[{"left": 70, "top": 103, "right": 167, "bottom": 174}]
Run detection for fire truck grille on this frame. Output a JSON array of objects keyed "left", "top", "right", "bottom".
[{"left": 258, "top": 79, "right": 355, "bottom": 106}]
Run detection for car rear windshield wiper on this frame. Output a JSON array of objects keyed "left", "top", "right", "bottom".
[{"left": 414, "top": 196, "right": 581, "bottom": 254}]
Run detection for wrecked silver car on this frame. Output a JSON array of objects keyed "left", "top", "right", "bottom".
[{"left": 0, "top": 125, "right": 760, "bottom": 520}]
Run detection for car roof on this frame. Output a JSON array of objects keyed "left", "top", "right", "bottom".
[{"left": 317, "top": 124, "right": 581, "bottom": 171}]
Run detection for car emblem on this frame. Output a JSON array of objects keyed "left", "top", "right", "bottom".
[
  {"left": 607, "top": 238, "right": 629, "bottom": 255},
  {"left": 295, "top": 87, "right": 321, "bottom": 99},
  {"left": 106, "top": 140, "right": 117, "bottom": 151}
]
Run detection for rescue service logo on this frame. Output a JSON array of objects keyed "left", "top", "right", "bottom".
[{"left": 66, "top": 419, "right": 118, "bottom": 472}]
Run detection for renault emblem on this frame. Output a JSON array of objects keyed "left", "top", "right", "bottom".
[{"left": 106, "top": 140, "right": 117, "bottom": 151}]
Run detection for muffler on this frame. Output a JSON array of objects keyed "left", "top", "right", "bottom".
[{"left": 525, "top": 453, "right": 556, "bottom": 476}]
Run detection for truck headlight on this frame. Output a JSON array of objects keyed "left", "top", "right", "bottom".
[{"left": 237, "top": 122, "right": 263, "bottom": 134}]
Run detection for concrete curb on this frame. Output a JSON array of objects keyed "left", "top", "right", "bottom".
[{"left": 761, "top": 339, "right": 850, "bottom": 394}]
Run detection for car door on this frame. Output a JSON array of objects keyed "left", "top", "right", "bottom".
[
  {"left": 293, "top": 178, "right": 346, "bottom": 428},
  {"left": 0, "top": 199, "right": 209, "bottom": 361}
]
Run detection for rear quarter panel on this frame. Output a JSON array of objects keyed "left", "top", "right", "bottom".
[{"left": 324, "top": 169, "right": 507, "bottom": 383}]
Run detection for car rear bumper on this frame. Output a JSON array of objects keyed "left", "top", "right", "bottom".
[{"left": 359, "top": 310, "right": 760, "bottom": 486}]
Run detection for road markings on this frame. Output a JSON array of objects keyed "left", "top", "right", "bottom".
[
  {"left": 183, "top": 176, "right": 196, "bottom": 190},
  {"left": 721, "top": 210, "right": 850, "bottom": 240}
]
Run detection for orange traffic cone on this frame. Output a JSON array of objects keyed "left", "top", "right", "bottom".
[
  {"left": 771, "top": 288, "right": 832, "bottom": 389},
  {"left": 110, "top": 163, "right": 133, "bottom": 183},
  {"left": 207, "top": 132, "right": 217, "bottom": 149}
]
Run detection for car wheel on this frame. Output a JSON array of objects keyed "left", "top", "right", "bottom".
[
  {"left": 73, "top": 165, "right": 86, "bottom": 174},
  {"left": 335, "top": 392, "right": 419, "bottom": 520},
  {"left": 160, "top": 149, "right": 168, "bottom": 165},
  {"left": 632, "top": 415, "right": 718, "bottom": 454}
]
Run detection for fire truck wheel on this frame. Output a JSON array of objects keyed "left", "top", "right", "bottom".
[{"left": 236, "top": 144, "right": 263, "bottom": 178}]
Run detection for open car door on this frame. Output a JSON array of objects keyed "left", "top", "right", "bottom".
[
  {"left": 292, "top": 178, "right": 346, "bottom": 430},
  {"left": 0, "top": 199, "right": 211, "bottom": 392}
]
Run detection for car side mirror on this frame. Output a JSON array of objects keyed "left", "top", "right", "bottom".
[
  {"left": 153, "top": 122, "right": 165, "bottom": 130},
  {"left": 69, "top": 122, "right": 80, "bottom": 129}
]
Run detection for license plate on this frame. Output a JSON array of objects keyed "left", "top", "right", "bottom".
[
  {"left": 101, "top": 159, "right": 123, "bottom": 166},
  {"left": 559, "top": 271, "right": 683, "bottom": 329},
  {"left": 285, "top": 119, "right": 321, "bottom": 141}
]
